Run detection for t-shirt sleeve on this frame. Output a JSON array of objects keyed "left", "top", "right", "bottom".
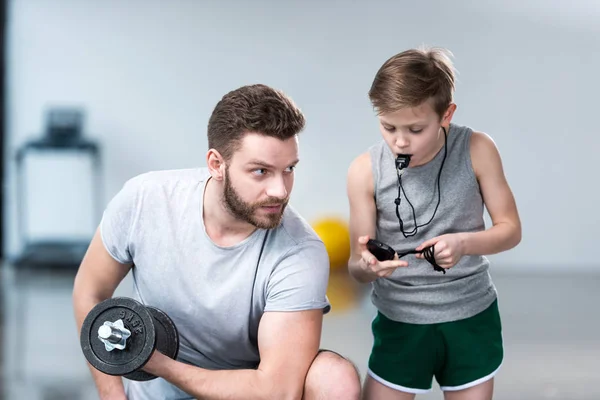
[
  {"left": 264, "top": 239, "right": 331, "bottom": 314},
  {"left": 99, "top": 177, "right": 143, "bottom": 264}
]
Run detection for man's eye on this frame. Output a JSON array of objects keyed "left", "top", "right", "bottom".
[
  {"left": 285, "top": 166, "right": 296, "bottom": 173},
  {"left": 253, "top": 169, "right": 267, "bottom": 176}
]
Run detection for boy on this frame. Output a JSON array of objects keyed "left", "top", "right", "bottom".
[{"left": 347, "top": 48, "right": 521, "bottom": 399}]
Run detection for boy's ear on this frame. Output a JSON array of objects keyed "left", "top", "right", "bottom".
[{"left": 442, "top": 103, "right": 457, "bottom": 126}]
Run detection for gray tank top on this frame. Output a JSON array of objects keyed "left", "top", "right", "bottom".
[{"left": 368, "top": 123, "right": 497, "bottom": 324}]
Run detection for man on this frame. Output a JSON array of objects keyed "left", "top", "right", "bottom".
[{"left": 73, "top": 84, "right": 361, "bottom": 399}]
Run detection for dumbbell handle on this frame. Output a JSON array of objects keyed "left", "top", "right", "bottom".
[
  {"left": 98, "top": 319, "right": 131, "bottom": 351},
  {"left": 99, "top": 325, "right": 124, "bottom": 343}
]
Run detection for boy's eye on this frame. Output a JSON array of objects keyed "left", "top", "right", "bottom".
[
  {"left": 410, "top": 128, "right": 423, "bottom": 134},
  {"left": 383, "top": 125, "right": 395, "bottom": 132}
]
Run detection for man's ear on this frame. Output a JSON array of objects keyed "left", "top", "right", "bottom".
[{"left": 207, "top": 149, "right": 226, "bottom": 181}]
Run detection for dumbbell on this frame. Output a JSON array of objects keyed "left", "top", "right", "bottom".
[{"left": 80, "top": 297, "right": 179, "bottom": 381}]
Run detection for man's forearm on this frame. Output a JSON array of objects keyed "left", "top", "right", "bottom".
[
  {"left": 90, "top": 372, "right": 127, "bottom": 400},
  {"left": 74, "top": 294, "right": 127, "bottom": 400},
  {"left": 460, "top": 222, "right": 521, "bottom": 256},
  {"left": 144, "top": 352, "right": 298, "bottom": 400}
]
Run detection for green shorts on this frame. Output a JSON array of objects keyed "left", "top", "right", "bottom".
[{"left": 368, "top": 299, "right": 503, "bottom": 393}]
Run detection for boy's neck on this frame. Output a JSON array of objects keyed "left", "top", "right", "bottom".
[{"left": 411, "top": 125, "right": 449, "bottom": 168}]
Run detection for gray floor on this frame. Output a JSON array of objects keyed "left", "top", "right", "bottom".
[{"left": 1, "top": 265, "right": 599, "bottom": 400}]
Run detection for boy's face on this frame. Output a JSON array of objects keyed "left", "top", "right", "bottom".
[
  {"left": 378, "top": 99, "right": 455, "bottom": 167},
  {"left": 223, "top": 133, "right": 298, "bottom": 229}
]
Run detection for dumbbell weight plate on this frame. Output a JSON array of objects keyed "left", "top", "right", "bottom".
[
  {"left": 124, "top": 306, "right": 180, "bottom": 381},
  {"left": 80, "top": 297, "right": 157, "bottom": 376}
]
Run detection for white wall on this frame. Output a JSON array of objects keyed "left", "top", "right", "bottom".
[{"left": 5, "top": 0, "right": 599, "bottom": 270}]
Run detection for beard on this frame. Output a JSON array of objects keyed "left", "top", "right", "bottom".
[{"left": 222, "top": 167, "right": 288, "bottom": 230}]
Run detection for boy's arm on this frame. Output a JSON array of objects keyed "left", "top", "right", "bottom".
[
  {"left": 346, "top": 152, "right": 406, "bottom": 283},
  {"left": 142, "top": 309, "right": 323, "bottom": 400},
  {"left": 347, "top": 152, "right": 378, "bottom": 283},
  {"left": 461, "top": 131, "right": 522, "bottom": 255},
  {"left": 73, "top": 228, "right": 132, "bottom": 400}
]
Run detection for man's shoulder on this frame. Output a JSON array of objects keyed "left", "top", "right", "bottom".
[
  {"left": 124, "top": 167, "right": 210, "bottom": 192},
  {"left": 271, "top": 206, "right": 323, "bottom": 250}
]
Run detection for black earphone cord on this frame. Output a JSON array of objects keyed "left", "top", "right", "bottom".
[
  {"left": 394, "top": 127, "right": 448, "bottom": 274},
  {"left": 395, "top": 127, "right": 447, "bottom": 238},
  {"left": 397, "top": 246, "right": 445, "bottom": 274}
]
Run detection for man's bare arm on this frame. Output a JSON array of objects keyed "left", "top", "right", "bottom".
[
  {"left": 73, "top": 228, "right": 132, "bottom": 400},
  {"left": 142, "top": 309, "right": 323, "bottom": 400}
]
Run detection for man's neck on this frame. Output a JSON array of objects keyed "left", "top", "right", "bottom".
[{"left": 202, "top": 177, "right": 257, "bottom": 247}]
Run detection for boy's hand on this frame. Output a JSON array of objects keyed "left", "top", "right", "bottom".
[
  {"left": 416, "top": 233, "right": 465, "bottom": 269},
  {"left": 357, "top": 235, "right": 408, "bottom": 278}
]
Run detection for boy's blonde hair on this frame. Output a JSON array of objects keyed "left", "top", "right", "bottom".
[{"left": 368, "top": 47, "right": 456, "bottom": 119}]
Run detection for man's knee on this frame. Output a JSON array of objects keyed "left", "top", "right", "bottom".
[{"left": 304, "top": 350, "right": 362, "bottom": 400}]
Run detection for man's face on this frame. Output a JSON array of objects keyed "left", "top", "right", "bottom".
[
  {"left": 222, "top": 133, "right": 299, "bottom": 229},
  {"left": 378, "top": 99, "right": 453, "bottom": 167}
]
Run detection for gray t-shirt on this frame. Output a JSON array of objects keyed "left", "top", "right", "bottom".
[
  {"left": 99, "top": 167, "right": 331, "bottom": 399},
  {"left": 368, "top": 123, "right": 496, "bottom": 324}
]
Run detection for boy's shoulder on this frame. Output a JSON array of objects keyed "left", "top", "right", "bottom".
[
  {"left": 348, "top": 139, "right": 388, "bottom": 173},
  {"left": 468, "top": 129, "right": 498, "bottom": 156},
  {"left": 347, "top": 150, "right": 374, "bottom": 182}
]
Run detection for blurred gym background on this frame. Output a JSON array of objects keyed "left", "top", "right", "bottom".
[{"left": 1, "top": 1, "right": 599, "bottom": 399}]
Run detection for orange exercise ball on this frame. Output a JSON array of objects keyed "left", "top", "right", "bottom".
[{"left": 312, "top": 217, "right": 351, "bottom": 271}]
